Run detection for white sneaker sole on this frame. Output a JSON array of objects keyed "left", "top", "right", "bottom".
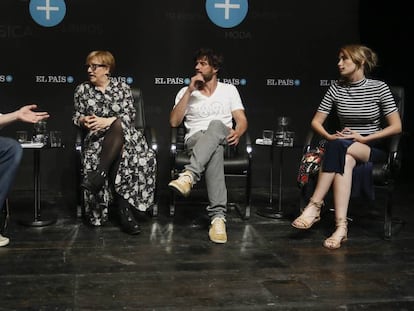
[{"left": 0, "top": 238, "right": 10, "bottom": 247}]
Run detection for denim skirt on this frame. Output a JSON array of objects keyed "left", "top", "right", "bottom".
[{"left": 322, "top": 139, "right": 387, "bottom": 174}]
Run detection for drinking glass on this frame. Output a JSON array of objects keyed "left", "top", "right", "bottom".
[
  {"left": 262, "top": 130, "right": 274, "bottom": 145},
  {"left": 33, "top": 120, "right": 47, "bottom": 144},
  {"left": 284, "top": 131, "right": 295, "bottom": 147},
  {"left": 50, "top": 131, "right": 62, "bottom": 147},
  {"left": 16, "top": 130, "right": 28, "bottom": 143}
]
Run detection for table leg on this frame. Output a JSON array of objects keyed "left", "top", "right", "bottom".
[
  {"left": 19, "top": 149, "right": 56, "bottom": 227},
  {"left": 256, "top": 144, "right": 284, "bottom": 219},
  {"left": 275, "top": 147, "right": 284, "bottom": 218},
  {"left": 270, "top": 143, "right": 273, "bottom": 205}
]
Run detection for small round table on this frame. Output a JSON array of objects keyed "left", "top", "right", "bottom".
[
  {"left": 255, "top": 138, "right": 296, "bottom": 219},
  {"left": 19, "top": 142, "right": 59, "bottom": 227}
]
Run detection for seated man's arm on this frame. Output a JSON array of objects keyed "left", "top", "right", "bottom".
[
  {"left": 0, "top": 105, "right": 49, "bottom": 129},
  {"left": 227, "top": 109, "right": 248, "bottom": 146}
]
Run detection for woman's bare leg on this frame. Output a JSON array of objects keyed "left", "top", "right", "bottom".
[
  {"left": 324, "top": 142, "right": 371, "bottom": 249},
  {"left": 293, "top": 141, "right": 371, "bottom": 229},
  {"left": 291, "top": 170, "right": 334, "bottom": 228}
]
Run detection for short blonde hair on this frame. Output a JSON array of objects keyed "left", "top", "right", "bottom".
[{"left": 86, "top": 50, "right": 115, "bottom": 74}]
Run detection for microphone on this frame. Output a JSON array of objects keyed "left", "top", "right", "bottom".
[{"left": 195, "top": 80, "right": 204, "bottom": 90}]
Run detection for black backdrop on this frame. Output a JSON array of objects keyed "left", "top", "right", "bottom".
[{"left": 0, "top": 0, "right": 410, "bottom": 208}]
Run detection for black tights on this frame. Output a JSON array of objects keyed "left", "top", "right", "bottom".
[
  {"left": 96, "top": 119, "right": 136, "bottom": 221},
  {"left": 97, "top": 118, "right": 124, "bottom": 186}
]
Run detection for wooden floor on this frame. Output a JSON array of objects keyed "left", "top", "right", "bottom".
[{"left": 1, "top": 185, "right": 413, "bottom": 311}]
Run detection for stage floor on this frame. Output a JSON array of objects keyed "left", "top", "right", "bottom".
[{"left": 1, "top": 185, "right": 413, "bottom": 310}]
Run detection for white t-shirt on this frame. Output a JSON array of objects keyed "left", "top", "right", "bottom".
[{"left": 174, "top": 82, "right": 245, "bottom": 141}]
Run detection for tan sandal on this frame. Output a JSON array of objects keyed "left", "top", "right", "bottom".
[
  {"left": 291, "top": 198, "right": 324, "bottom": 229},
  {"left": 323, "top": 218, "right": 348, "bottom": 249}
]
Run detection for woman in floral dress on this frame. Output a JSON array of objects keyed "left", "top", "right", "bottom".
[{"left": 72, "top": 50, "right": 156, "bottom": 234}]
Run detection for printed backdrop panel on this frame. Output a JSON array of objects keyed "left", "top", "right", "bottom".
[{"left": 0, "top": 0, "right": 369, "bottom": 201}]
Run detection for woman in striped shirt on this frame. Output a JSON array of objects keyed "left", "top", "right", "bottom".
[{"left": 292, "top": 44, "right": 402, "bottom": 249}]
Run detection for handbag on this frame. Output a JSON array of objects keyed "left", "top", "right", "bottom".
[{"left": 297, "top": 140, "right": 326, "bottom": 188}]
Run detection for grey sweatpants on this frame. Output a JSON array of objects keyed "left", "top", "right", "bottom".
[{"left": 184, "top": 120, "right": 230, "bottom": 219}]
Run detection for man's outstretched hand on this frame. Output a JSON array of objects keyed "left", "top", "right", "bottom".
[{"left": 18, "top": 105, "right": 50, "bottom": 124}]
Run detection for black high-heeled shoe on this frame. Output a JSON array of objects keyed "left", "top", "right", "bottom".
[
  {"left": 81, "top": 170, "right": 106, "bottom": 194},
  {"left": 118, "top": 201, "right": 141, "bottom": 235}
]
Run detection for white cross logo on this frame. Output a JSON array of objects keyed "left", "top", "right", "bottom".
[
  {"left": 36, "top": 0, "right": 59, "bottom": 20},
  {"left": 214, "top": 0, "right": 240, "bottom": 20}
]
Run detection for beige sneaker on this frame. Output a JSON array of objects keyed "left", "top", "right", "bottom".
[
  {"left": 168, "top": 170, "right": 194, "bottom": 197},
  {"left": 0, "top": 234, "right": 10, "bottom": 247},
  {"left": 209, "top": 217, "right": 227, "bottom": 244}
]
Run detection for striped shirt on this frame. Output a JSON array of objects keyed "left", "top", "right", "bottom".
[{"left": 318, "top": 78, "right": 397, "bottom": 135}]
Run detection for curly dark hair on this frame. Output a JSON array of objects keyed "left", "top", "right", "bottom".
[{"left": 193, "top": 48, "right": 224, "bottom": 71}]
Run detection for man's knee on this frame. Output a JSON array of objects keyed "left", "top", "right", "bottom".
[
  {"left": 208, "top": 120, "right": 225, "bottom": 130},
  {"left": 207, "top": 120, "right": 228, "bottom": 137},
  {"left": 4, "top": 138, "right": 23, "bottom": 167}
]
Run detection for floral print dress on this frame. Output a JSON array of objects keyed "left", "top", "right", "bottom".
[{"left": 73, "top": 80, "right": 156, "bottom": 226}]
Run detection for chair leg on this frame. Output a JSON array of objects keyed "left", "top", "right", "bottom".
[
  {"left": 244, "top": 173, "right": 252, "bottom": 219},
  {"left": 76, "top": 188, "right": 86, "bottom": 219},
  {"left": 169, "top": 192, "right": 176, "bottom": 217},
  {"left": 244, "top": 204, "right": 251, "bottom": 220},
  {"left": 0, "top": 199, "right": 10, "bottom": 234},
  {"left": 150, "top": 203, "right": 158, "bottom": 217},
  {"left": 383, "top": 186, "right": 394, "bottom": 240},
  {"left": 150, "top": 182, "right": 158, "bottom": 217},
  {"left": 230, "top": 175, "right": 251, "bottom": 220}
]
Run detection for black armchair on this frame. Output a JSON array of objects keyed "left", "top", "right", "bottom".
[
  {"left": 298, "top": 86, "right": 405, "bottom": 239},
  {"left": 169, "top": 122, "right": 253, "bottom": 220},
  {"left": 75, "top": 87, "right": 159, "bottom": 217}
]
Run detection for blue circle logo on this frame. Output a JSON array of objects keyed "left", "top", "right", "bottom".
[
  {"left": 206, "top": 0, "right": 248, "bottom": 28},
  {"left": 6, "top": 75, "right": 13, "bottom": 83},
  {"left": 67, "top": 76, "right": 74, "bottom": 83},
  {"left": 126, "top": 77, "right": 134, "bottom": 84},
  {"left": 29, "top": 0, "right": 66, "bottom": 27}
]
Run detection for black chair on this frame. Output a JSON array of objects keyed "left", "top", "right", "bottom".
[
  {"left": 75, "top": 87, "right": 159, "bottom": 217},
  {"left": 0, "top": 199, "right": 9, "bottom": 234},
  {"left": 169, "top": 122, "right": 253, "bottom": 220},
  {"left": 298, "top": 86, "right": 405, "bottom": 239}
]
